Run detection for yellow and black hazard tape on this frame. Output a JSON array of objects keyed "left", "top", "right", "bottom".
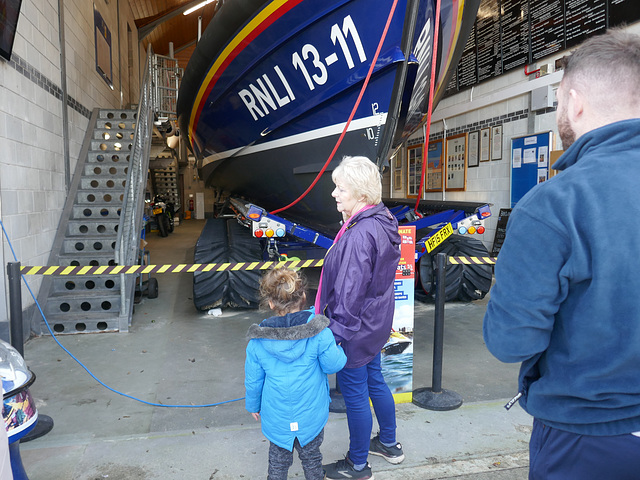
[
  {"left": 19, "top": 256, "right": 498, "bottom": 276},
  {"left": 448, "top": 256, "right": 497, "bottom": 265},
  {"left": 20, "top": 259, "right": 325, "bottom": 276}
]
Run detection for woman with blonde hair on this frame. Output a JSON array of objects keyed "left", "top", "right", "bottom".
[{"left": 318, "top": 156, "right": 404, "bottom": 479}]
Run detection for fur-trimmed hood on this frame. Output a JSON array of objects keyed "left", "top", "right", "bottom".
[{"left": 246, "top": 310, "right": 331, "bottom": 363}]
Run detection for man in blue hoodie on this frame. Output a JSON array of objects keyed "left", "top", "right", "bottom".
[{"left": 483, "top": 30, "right": 640, "bottom": 479}]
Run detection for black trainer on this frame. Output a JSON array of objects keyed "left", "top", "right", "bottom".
[
  {"left": 323, "top": 455, "right": 374, "bottom": 479},
  {"left": 369, "top": 434, "right": 405, "bottom": 464}
]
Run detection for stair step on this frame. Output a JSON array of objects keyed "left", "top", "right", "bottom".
[
  {"left": 71, "top": 205, "right": 122, "bottom": 220},
  {"left": 87, "top": 151, "right": 130, "bottom": 164},
  {"left": 50, "top": 275, "right": 121, "bottom": 293},
  {"left": 40, "top": 312, "right": 121, "bottom": 335},
  {"left": 61, "top": 237, "right": 117, "bottom": 255},
  {"left": 67, "top": 219, "right": 120, "bottom": 236},
  {"left": 90, "top": 139, "right": 134, "bottom": 152},
  {"left": 84, "top": 164, "right": 129, "bottom": 177},
  {"left": 57, "top": 253, "right": 118, "bottom": 267}
]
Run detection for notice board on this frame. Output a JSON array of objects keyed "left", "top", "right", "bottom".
[{"left": 510, "top": 131, "right": 553, "bottom": 207}]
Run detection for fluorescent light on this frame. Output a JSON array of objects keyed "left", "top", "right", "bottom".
[{"left": 183, "top": 0, "right": 215, "bottom": 16}]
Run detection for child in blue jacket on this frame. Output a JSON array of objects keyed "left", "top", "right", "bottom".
[{"left": 245, "top": 267, "right": 346, "bottom": 480}]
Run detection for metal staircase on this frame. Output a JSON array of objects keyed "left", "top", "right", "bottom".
[{"left": 33, "top": 48, "right": 169, "bottom": 334}]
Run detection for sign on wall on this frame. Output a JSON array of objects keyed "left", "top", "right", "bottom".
[{"left": 510, "top": 131, "right": 554, "bottom": 207}]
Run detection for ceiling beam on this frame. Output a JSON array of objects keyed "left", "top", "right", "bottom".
[{"left": 137, "top": 0, "right": 216, "bottom": 40}]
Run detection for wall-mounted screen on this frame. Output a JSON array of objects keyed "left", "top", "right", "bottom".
[{"left": 0, "top": 0, "right": 23, "bottom": 61}]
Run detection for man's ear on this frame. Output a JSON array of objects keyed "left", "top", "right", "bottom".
[{"left": 567, "top": 88, "right": 584, "bottom": 124}]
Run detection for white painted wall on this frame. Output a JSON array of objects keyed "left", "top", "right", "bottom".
[{"left": 0, "top": 0, "right": 141, "bottom": 341}]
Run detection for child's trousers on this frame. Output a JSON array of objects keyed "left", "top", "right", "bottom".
[{"left": 268, "top": 429, "right": 324, "bottom": 480}]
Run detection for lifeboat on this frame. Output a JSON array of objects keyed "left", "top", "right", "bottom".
[{"left": 177, "top": 0, "right": 480, "bottom": 228}]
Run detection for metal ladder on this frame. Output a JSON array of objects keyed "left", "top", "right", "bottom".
[{"left": 33, "top": 49, "right": 159, "bottom": 334}]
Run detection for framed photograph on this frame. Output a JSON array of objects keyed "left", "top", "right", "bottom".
[
  {"left": 491, "top": 124, "right": 503, "bottom": 160},
  {"left": 425, "top": 139, "right": 444, "bottom": 192},
  {"left": 445, "top": 133, "right": 467, "bottom": 191},
  {"left": 480, "top": 127, "right": 491, "bottom": 162},
  {"left": 392, "top": 150, "right": 404, "bottom": 192},
  {"left": 468, "top": 130, "right": 480, "bottom": 168},
  {"left": 406, "top": 144, "right": 423, "bottom": 198}
]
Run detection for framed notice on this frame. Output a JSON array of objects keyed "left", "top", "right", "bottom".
[
  {"left": 445, "top": 133, "right": 467, "bottom": 191},
  {"left": 426, "top": 139, "right": 444, "bottom": 192},
  {"left": 480, "top": 127, "right": 490, "bottom": 162},
  {"left": 406, "top": 144, "right": 423, "bottom": 198},
  {"left": 468, "top": 130, "right": 480, "bottom": 167},
  {"left": 491, "top": 125, "right": 503, "bottom": 160}
]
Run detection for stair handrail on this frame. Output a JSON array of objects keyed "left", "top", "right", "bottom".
[{"left": 114, "top": 46, "right": 156, "bottom": 327}]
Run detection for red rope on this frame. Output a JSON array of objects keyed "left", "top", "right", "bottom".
[
  {"left": 414, "top": 0, "right": 441, "bottom": 214},
  {"left": 271, "top": 0, "right": 399, "bottom": 215}
]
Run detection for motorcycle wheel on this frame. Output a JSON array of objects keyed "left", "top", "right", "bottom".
[
  {"left": 168, "top": 214, "right": 175, "bottom": 233},
  {"left": 158, "top": 213, "right": 169, "bottom": 237}
]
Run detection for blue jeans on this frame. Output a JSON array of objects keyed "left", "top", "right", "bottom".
[
  {"left": 336, "top": 353, "right": 397, "bottom": 465},
  {"left": 529, "top": 418, "right": 640, "bottom": 480}
]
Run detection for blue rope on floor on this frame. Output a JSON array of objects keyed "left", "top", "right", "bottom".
[{"left": 1, "top": 219, "right": 245, "bottom": 408}]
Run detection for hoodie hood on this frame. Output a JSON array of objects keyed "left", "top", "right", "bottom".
[
  {"left": 554, "top": 119, "right": 640, "bottom": 172},
  {"left": 347, "top": 202, "right": 398, "bottom": 244},
  {"left": 246, "top": 310, "right": 330, "bottom": 363}
]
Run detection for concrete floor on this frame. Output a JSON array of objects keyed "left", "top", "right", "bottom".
[{"left": 16, "top": 219, "right": 531, "bottom": 479}]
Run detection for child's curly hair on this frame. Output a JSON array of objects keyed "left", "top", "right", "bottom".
[{"left": 259, "top": 267, "right": 308, "bottom": 315}]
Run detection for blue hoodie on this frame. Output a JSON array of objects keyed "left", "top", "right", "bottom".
[
  {"left": 484, "top": 119, "right": 640, "bottom": 436},
  {"left": 245, "top": 309, "right": 346, "bottom": 450}
]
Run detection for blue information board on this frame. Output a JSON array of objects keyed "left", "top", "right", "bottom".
[{"left": 510, "top": 131, "right": 554, "bottom": 207}]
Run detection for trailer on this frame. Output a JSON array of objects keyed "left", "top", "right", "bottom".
[{"left": 192, "top": 197, "right": 492, "bottom": 310}]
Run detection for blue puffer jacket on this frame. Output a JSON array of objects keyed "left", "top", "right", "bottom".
[{"left": 245, "top": 309, "right": 346, "bottom": 450}]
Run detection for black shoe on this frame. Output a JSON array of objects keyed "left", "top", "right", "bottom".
[
  {"left": 369, "top": 434, "right": 405, "bottom": 464},
  {"left": 323, "top": 455, "right": 374, "bottom": 479}
]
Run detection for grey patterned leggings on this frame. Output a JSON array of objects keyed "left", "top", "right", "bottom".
[{"left": 267, "top": 429, "right": 324, "bottom": 480}]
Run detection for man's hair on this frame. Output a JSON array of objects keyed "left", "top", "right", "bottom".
[
  {"left": 561, "top": 29, "right": 640, "bottom": 111},
  {"left": 331, "top": 156, "right": 382, "bottom": 205}
]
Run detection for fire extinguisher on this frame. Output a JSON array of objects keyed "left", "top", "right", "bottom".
[{"left": 189, "top": 196, "right": 194, "bottom": 211}]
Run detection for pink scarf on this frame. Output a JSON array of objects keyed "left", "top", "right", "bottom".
[{"left": 314, "top": 204, "right": 375, "bottom": 314}]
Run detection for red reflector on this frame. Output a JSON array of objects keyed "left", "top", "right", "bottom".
[
  {"left": 477, "top": 226, "right": 485, "bottom": 234},
  {"left": 254, "top": 229, "right": 264, "bottom": 238}
]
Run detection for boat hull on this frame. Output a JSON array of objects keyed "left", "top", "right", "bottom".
[{"left": 177, "top": 0, "right": 480, "bottom": 224}]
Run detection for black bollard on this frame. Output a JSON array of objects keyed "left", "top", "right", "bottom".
[
  {"left": 6, "top": 262, "right": 54, "bottom": 443},
  {"left": 412, "top": 252, "right": 463, "bottom": 411},
  {"left": 7, "top": 262, "right": 24, "bottom": 357}
]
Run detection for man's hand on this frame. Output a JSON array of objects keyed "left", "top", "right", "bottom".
[{"left": 251, "top": 412, "right": 260, "bottom": 421}]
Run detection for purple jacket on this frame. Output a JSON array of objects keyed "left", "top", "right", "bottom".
[{"left": 317, "top": 203, "right": 401, "bottom": 368}]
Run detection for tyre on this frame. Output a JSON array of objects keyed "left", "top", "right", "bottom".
[
  {"left": 193, "top": 218, "right": 229, "bottom": 310},
  {"left": 147, "top": 277, "right": 159, "bottom": 299},
  {"left": 168, "top": 214, "right": 175, "bottom": 233},
  {"left": 417, "top": 233, "right": 492, "bottom": 302},
  {"left": 192, "top": 218, "right": 261, "bottom": 310},
  {"left": 157, "top": 213, "right": 169, "bottom": 237}
]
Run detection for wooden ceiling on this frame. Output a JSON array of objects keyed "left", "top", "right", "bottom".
[{"left": 130, "top": 0, "right": 222, "bottom": 71}]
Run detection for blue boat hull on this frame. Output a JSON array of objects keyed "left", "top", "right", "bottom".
[{"left": 177, "top": 0, "right": 480, "bottom": 227}]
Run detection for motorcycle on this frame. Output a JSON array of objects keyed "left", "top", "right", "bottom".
[{"left": 151, "top": 196, "right": 175, "bottom": 237}]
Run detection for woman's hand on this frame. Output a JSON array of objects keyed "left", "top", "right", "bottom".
[{"left": 251, "top": 412, "right": 260, "bottom": 421}]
